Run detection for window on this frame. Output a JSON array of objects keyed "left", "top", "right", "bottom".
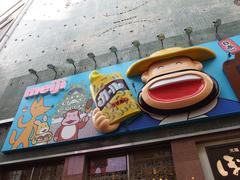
[
  {"left": 129, "top": 147, "right": 176, "bottom": 180},
  {"left": 88, "top": 155, "right": 128, "bottom": 180},
  {"left": 1, "top": 159, "right": 64, "bottom": 180},
  {"left": 0, "top": 0, "right": 26, "bottom": 43},
  {"left": 87, "top": 145, "right": 176, "bottom": 180}
]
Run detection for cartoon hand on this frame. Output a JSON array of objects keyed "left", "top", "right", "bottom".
[
  {"left": 92, "top": 108, "right": 120, "bottom": 133},
  {"left": 83, "top": 115, "right": 89, "bottom": 123},
  {"left": 54, "top": 136, "right": 58, "bottom": 141},
  {"left": 31, "top": 138, "right": 36, "bottom": 145},
  {"left": 77, "top": 115, "right": 89, "bottom": 129},
  {"left": 85, "top": 99, "right": 94, "bottom": 113}
]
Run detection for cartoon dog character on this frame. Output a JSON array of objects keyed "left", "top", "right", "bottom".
[
  {"left": 54, "top": 109, "right": 89, "bottom": 142},
  {"left": 31, "top": 115, "right": 53, "bottom": 145},
  {"left": 9, "top": 97, "right": 52, "bottom": 149}
]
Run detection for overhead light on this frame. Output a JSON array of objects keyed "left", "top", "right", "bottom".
[
  {"left": 213, "top": 19, "right": 221, "bottom": 27},
  {"left": 47, "top": 64, "right": 57, "bottom": 79},
  {"left": 132, "top": 40, "right": 142, "bottom": 58},
  {"left": 47, "top": 64, "right": 55, "bottom": 69},
  {"left": 109, "top": 46, "right": 119, "bottom": 64},
  {"left": 66, "top": 58, "right": 75, "bottom": 64},
  {"left": 157, "top": 33, "right": 165, "bottom": 49},
  {"left": 28, "top": 68, "right": 39, "bottom": 84},
  {"left": 213, "top": 19, "right": 222, "bottom": 40},
  {"left": 28, "top": 68, "right": 37, "bottom": 74},
  {"left": 109, "top": 46, "right": 117, "bottom": 53},
  {"left": 87, "top": 52, "right": 97, "bottom": 69},
  {"left": 66, "top": 58, "right": 77, "bottom": 74},
  {"left": 87, "top": 52, "right": 95, "bottom": 59},
  {"left": 184, "top": 27, "right": 193, "bottom": 46},
  {"left": 132, "top": 40, "right": 140, "bottom": 48}
]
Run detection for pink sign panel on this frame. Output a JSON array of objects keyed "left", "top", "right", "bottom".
[{"left": 218, "top": 38, "right": 240, "bottom": 54}]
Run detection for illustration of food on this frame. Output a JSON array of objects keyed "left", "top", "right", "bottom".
[
  {"left": 127, "top": 47, "right": 219, "bottom": 116},
  {"left": 89, "top": 71, "right": 141, "bottom": 133},
  {"left": 54, "top": 109, "right": 89, "bottom": 142},
  {"left": 216, "top": 160, "right": 228, "bottom": 177},
  {"left": 31, "top": 115, "right": 53, "bottom": 145}
]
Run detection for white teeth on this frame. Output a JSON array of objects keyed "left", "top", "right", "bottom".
[{"left": 149, "top": 75, "right": 201, "bottom": 90}]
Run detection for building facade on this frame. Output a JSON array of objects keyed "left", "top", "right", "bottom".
[{"left": 0, "top": 0, "right": 240, "bottom": 180}]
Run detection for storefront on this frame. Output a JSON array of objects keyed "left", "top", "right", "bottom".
[{"left": 1, "top": 127, "right": 240, "bottom": 179}]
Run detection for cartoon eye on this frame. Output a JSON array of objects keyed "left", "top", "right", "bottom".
[{"left": 176, "top": 62, "right": 182, "bottom": 64}]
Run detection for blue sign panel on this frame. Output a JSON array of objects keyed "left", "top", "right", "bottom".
[{"left": 2, "top": 35, "right": 240, "bottom": 152}]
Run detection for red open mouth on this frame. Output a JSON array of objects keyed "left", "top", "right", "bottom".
[
  {"left": 41, "top": 129, "right": 47, "bottom": 133},
  {"left": 66, "top": 120, "right": 75, "bottom": 124},
  {"left": 148, "top": 75, "right": 204, "bottom": 102}
]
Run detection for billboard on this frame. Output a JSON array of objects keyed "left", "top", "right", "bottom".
[{"left": 2, "top": 35, "right": 240, "bottom": 152}]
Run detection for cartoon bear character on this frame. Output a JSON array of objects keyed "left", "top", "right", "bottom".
[
  {"left": 53, "top": 109, "right": 89, "bottom": 142},
  {"left": 31, "top": 115, "right": 53, "bottom": 145}
]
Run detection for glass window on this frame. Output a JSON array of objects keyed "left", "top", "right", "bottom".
[
  {"left": 88, "top": 155, "right": 128, "bottom": 180},
  {"left": 1, "top": 167, "right": 33, "bottom": 180},
  {"left": 31, "top": 162, "right": 64, "bottom": 180},
  {"left": 129, "top": 147, "right": 176, "bottom": 180},
  {"left": 87, "top": 146, "right": 176, "bottom": 180},
  {"left": 1, "top": 160, "right": 64, "bottom": 180}
]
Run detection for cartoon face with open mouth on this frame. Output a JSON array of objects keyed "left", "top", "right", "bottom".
[
  {"left": 148, "top": 74, "right": 204, "bottom": 101},
  {"left": 127, "top": 47, "right": 219, "bottom": 119},
  {"left": 62, "top": 110, "right": 81, "bottom": 126}
]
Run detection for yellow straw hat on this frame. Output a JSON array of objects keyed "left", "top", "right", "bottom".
[{"left": 126, "top": 47, "right": 216, "bottom": 77}]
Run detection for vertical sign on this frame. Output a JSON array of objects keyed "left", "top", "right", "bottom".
[{"left": 206, "top": 142, "right": 240, "bottom": 180}]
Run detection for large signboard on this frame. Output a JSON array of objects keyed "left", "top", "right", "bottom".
[
  {"left": 2, "top": 35, "right": 240, "bottom": 152},
  {"left": 206, "top": 142, "right": 240, "bottom": 180}
]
